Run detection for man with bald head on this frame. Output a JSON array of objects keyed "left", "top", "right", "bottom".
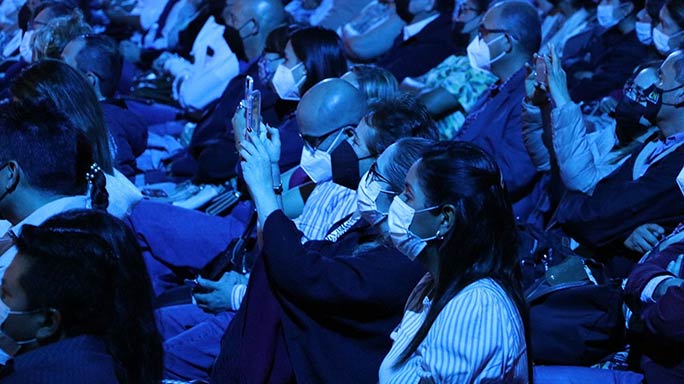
[
  {"left": 276, "top": 78, "right": 367, "bottom": 218},
  {"left": 454, "top": 0, "right": 546, "bottom": 226},
  {"left": 292, "top": 82, "right": 438, "bottom": 240},
  {"left": 170, "top": 0, "right": 287, "bottom": 183}
]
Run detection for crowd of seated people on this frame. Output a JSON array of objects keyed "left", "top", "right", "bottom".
[{"left": 3, "top": 0, "right": 684, "bottom": 383}]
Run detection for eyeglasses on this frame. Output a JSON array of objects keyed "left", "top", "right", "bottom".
[
  {"left": 29, "top": 19, "right": 48, "bottom": 30},
  {"left": 365, "top": 162, "right": 398, "bottom": 196},
  {"left": 478, "top": 25, "right": 509, "bottom": 39},
  {"left": 300, "top": 125, "right": 354, "bottom": 152},
  {"left": 455, "top": 4, "right": 479, "bottom": 17}
]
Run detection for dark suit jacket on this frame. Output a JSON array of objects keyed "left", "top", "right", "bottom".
[
  {"left": 456, "top": 68, "right": 547, "bottom": 224},
  {"left": 0, "top": 336, "right": 118, "bottom": 384},
  {"left": 101, "top": 100, "right": 148, "bottom": 178},
  {"left": 563, "top": 26, "right": 650, "bottom": 103},
  {"left": 177, "top": 58, "right": 296, "bottom": 183},
  {"left": 211, "top": 211, "right": 424, "bottom": 384},
  {"left": 376, "top": 14, "right": 457, "bottom": 81},
  {"left": 624, "top": 237, "right": 684, "bottom": 384},
  {"left": 555, "top": 140, "right": 684, "bottom": 250}
]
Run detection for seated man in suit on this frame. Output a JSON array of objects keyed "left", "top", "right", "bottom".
[
  {"left": 375, "top": 0, "right": 457, "bottom": 81},
  {"left": 454, "top": 0, "right": 546, "bottom": 226},
  {"left": 62, "top": 34, "right": 148, "bottom": 179},
  {"left": 562, "top": 0, "right": 651, "bottom": 103},
  {"left": 556, "top": 50, "right": 684, "bottom": 276}
]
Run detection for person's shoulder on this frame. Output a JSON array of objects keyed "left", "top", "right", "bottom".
[
  {"left": 443, "top": 278, "right": 514, "bottom": 315},
  {"left": 10, "top": 336, "right": 118, "bottom": 384}
]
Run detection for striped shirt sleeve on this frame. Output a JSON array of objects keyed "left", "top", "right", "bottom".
[{"left": 417, "top": 282, "right": 527, "bottom": 383}]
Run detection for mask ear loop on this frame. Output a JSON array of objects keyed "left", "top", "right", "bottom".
[{"left": 488, "top": 33, "right": 513, "bottom": 65}]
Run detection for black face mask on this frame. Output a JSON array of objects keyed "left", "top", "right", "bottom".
[
  {"left": 331, "top": 141, "right": 373, "bottom": 190},
  {"left": 613, "top": 85, "right": 661, "bottom": 145},
  {"left": 223, "top": 25, "right": 248, "bottom": 62},
  {"left": 209, "top": 0, "right": 226, "bottom": 22},
  {"left": 394, "top": 0, "right": 415, "bottom": 24},
  {"left": 614, "top": 100, "right": 650, "bottom": 146}
]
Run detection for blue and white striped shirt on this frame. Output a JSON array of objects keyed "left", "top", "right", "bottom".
[
  {"left": 293, "top": 181, "right": 357, "bottom": 241},
  {"left": 379, "top": 277, "right": 528, "bottom": 384}
]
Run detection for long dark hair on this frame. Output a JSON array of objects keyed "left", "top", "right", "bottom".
[
  {"left": 394, "top": 142, "right": 531, "bottom": 377},
  {"left": 10, "top": 59, "right": 114, "bottom": 174},
  {"left": 290, "top": 26, "right": 348, "bottom": 95},
  {"left": 15, "top": 209, "right": 163, "bottom": 383}
]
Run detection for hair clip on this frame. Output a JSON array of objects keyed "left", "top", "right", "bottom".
[{"left": 85, "top": 163, "right": 101, "bottom": 184}]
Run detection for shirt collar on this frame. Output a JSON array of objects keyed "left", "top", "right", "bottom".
[
  {"left": 403, "top": 13, "right": 440, "bottom": 41},
  {"left": 9, "top": 195, "right": 88, "bottom": 236},
  {"left": 661, "top": 131, "right": 684, "bottom": 146}
]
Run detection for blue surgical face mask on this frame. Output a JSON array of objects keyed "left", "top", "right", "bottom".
[
  {"left": 272, "top": 62, "right": 307, "bottom": 101},
  {"left": 466, "top": 34, "right": 507, "bottom": 72},
  {"left": 0, "top": 297, "right": 40, "bottom": 363},
  {"left": 299, "top": 128, "right": 346, "bottom": 183},
  {"left": 357, "top": 170, "right": 397, "bottom": 225},
  {"left": 653, "top": 26, "right": 684, "bottom": 55},
  {"left": 597, "top": 3, "right": 624, "bottom": 29},
  {"left": 388, "top": 196, "right": 441, "bottom": 260},
  {"left": 635, "top": 21, "right": 653, "bottom": 45}
]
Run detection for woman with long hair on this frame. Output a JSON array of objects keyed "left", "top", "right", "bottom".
[
  {"left": 270, "top": 26, "right": 348, "bottom": 100},
  {"left": 0, "top": 209, "right": 163, "bottom": 383},
  {"left": 379, "top": 141, "right": 530, "bottom": 383}
]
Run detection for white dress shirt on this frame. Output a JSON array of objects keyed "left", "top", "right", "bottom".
[{"left": 0, "top": 195, "right": 89, "bottom": 279}]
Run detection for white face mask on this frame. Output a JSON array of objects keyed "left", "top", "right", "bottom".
[
  {"left": 635, "top": 21, "right": 653, "bottom": 45},
  {"left": 466, "top": 34, "right": 506, "bottom": 72},
  {"left": 300, "top": 149, "right": 332, "bottom": 183},
  {"left": 0, "top": 298, "right": 38, "bottom": 364},
  {"left": 653, "top": 27, "right": 684, "bottom": 55},
  {"left": 299, "top": 128, "right": 346, "bottom": 183},
  {"left": 597, "top": 4, "right": 622, "bottom": 29},
  {"left": 271, "top": 62, "right": 307, "bottom": 101},
  {"left": 357, "top": 171, "right": 397, "bottom": 225},
  {"left": 388, "top": 196, "right": 440, "bottom": 261},
  {"left": 19, "top": 30, "right": 34, "bottom": 63}
]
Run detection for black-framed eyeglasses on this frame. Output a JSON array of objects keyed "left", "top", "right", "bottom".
[
  {"left": 365, "top": 162, "right": 397, "bottom": 196},
  {"left": 29, "top": 19, "right": 48, "bottom": 30},
  {"left": 300, "top": 125, "right": 354, "bottom": 152},
  {"left": 455, "top": 4, "right": 480, "bottom": 17},
  {"left": 478, "top": 25, "right": 509, "bottom": 39}
]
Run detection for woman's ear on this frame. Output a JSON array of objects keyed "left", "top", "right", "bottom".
[
  {"left": 35, "top": 308, "right": 61, "bottom": 341},
  {"left": 438, "top": 203, "right": 457, "bottom": 238},
  {"left": 4, "top": 161, "right": 22, "bottom": 195}
]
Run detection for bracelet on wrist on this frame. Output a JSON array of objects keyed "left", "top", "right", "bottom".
[{"left": 273, "top": 183, "right": 283, "bottom": 195}]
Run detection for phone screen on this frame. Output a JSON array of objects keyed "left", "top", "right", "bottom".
[
  {"left": 535, "top": 56, "right": 548, "bottom": 85},
  {"left": 249, "top": 90, "right": 261, "bottom": 136}
]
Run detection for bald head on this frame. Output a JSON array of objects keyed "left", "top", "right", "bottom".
[
  {"left": 485, "top": 1, "right": 540, "bottom": 56},
  {"left": 226, "top": 0, "right": 285, "bottom": 60},
  {"left": 243, "top": 0, "right": 285, "bottom": 32},
  {"left": 297, "top": 79, "right": 367, "bottom": 136}
]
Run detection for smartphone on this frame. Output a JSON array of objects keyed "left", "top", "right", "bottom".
[
  {"left": 244, "top": 89, "right": 262, "bottom": 139},
  {"left": 184, "top": 277, "right": 209, "bottom": 294},
  {"left": 535, "top": 55, "right": 548, "bottom": 86},
  {"left": 248, "top": 90, "right": 262, "bottom": 136},
  {"left": 244, "top": 76, "right": 254, "bottom": 98}
]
